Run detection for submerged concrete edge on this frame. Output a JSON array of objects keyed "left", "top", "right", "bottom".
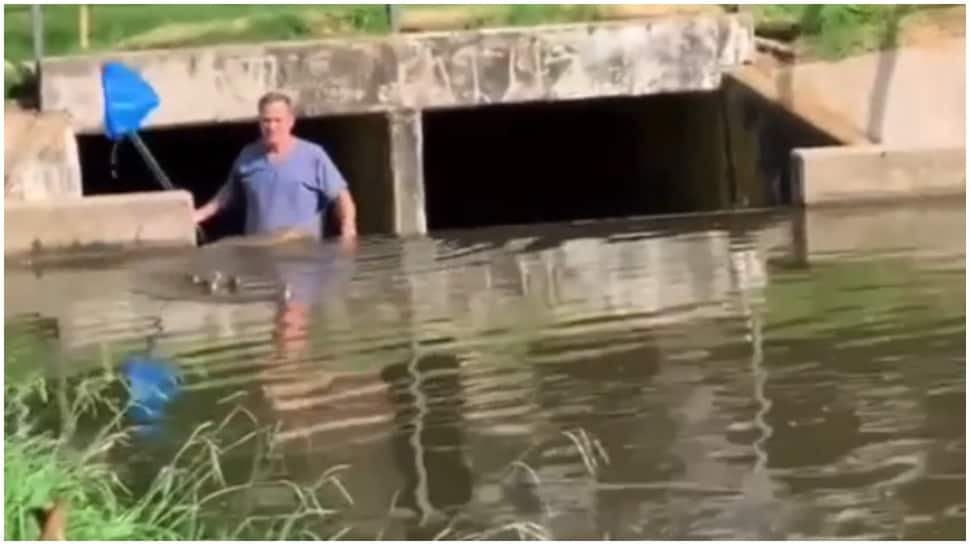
[
  {"left": 791, "top": 145, "right": 966, "bottom": 206},
  {"left": 4, "top": 189, "right": 197, "bottom": 256}
]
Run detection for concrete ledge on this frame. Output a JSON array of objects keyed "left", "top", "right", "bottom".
[
  {"left": 4, "top": 190, "right": 197, "bottom": 255},
  {"left": 791, "top": 146, "right": 966, "bottom": 206},
  {"left": 799, "top": 198, "right": 965, "bottom": 260}
]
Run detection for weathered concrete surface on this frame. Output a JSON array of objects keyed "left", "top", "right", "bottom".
[
  {"left": 796, "top": 198, "right": 965, "bottom": 261},
  {"left": 5, "top": 109, "right": 83, "bottom": 201},
  {"left": 5, "top": 190, "right": 197, "bottom": 255},
  {"left": 389, "top": 110, "right": 427, "bottom": 236},
  {"left": 777, "top": 38, "right": 965, "bottom": 147},
  {"left": 40, "top": 14, "right": 754, "bottom": 133},
  {"left": 791, "top": 145, "right": 965, "bottom": 206},
  {"left": 727, "top": 63, "right": 874, "bottom": 145}
]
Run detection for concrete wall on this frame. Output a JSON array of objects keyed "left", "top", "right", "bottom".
[
  {"left": 795, "top": 198, "right": 965, "bottom": 260},
  {"left": 719, "top": 74, "right": 848, "bottom": 208},
  {"left": 40, "top": 15, "right": 754, "bottom": 133},
  {"left": 5, "top": 189, "right": 197, "bottom": 255},
  {"left": 5, "top": 109, "right": 83, "bottom": 201},
  {"left": 788, "top": 38, "right": 965, "bottom": 148},
  {"left": 791, "top": 145, "right": 965, "bottom": 206}
]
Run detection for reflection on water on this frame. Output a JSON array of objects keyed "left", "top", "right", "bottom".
[{"left": 5, "top": 200, "right": 965, "bottom": 539}]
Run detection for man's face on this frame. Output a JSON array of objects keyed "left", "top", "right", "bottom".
[{"left": 259, "top": 100, "right": 294, "bottom": 148}]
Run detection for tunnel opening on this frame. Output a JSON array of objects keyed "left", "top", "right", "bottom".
[
  {"left": 422, "top": 86, "right": 843, "bottom": 232},
  {"left": 72, "top": 84, "right": 844, "bottom": 240},
  {"left": 76, "top": 112, "right": 393, "bottom": 242},
  {"left": 422, "top": 92, "right": 740, "bottom": 231},
  {"left": 721, "top": 74, "right": 844, "bottom": 207}
]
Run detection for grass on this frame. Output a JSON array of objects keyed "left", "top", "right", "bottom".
[
  {"left": 3, "top": 323, "right": 599, "bottom": 540},
  {"left": 4, "top": 429, "right": 188, "bottom": 540},
  {"left": 2, "top": 347, "right": 574, "bottom": 541},
  {"left": 748, "top": 4, "right": 937, "bottom": 60},
  {"left": 7, "top": 4, "right": 954, "bottom": 64},
  {"left": 2, "top": 4, "right": 608, "bottom": 64},
  {"left": 3, "top": 365, "right": 353, "bottom": 540}
]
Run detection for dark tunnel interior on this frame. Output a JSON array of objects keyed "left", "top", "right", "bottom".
[
  {"left": 74, "top": 88, "right": 838, "bottom": 239},
  {"left": 422, "top": 95, "right": 706, "bottom": 231}
]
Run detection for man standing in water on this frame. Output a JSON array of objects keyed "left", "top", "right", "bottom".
[{"left": 193, "top": 91, "right": 358, "bottom": 241}]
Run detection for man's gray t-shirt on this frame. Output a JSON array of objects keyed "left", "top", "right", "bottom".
[{"left": 228, "top": 138, "right": 348, "bottom": 236}]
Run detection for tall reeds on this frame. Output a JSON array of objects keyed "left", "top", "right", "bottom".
[{"left": 4, "top": 371, "right": 351, "bottom": 540}]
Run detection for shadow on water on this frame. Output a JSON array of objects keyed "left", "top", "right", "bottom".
[{"left": 4, "top": 200, "right": 965, "bottom": 539}]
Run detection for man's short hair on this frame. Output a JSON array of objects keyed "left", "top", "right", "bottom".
[{"left": 258, "top": 91, "right": 294, "bottom": 113}]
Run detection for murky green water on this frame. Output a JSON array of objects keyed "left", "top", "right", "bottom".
[{"left": 5, "top": 201, "right": 965, "bottom": 539}]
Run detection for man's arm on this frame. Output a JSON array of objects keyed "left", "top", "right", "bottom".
[
  {"left": 194, "top": 175, "right": 236, "bottom": 225},
  {"left": 332, "top": 188, "right": 357, "bottom": 238},
  {"left": 315, "top": 147, "right": 357, "bottom": 238}
]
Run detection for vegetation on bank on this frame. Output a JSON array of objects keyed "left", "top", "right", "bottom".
[
  {"left": 3, "top": 4, "right": 638, "bottom": 63},
  {"left": 3, "top": 312, "right": 592, "bottom": 540},
  {"left": 748, "top": 4, "right": 961, "bottom": 60},
  {"left": 3, "top": 361, "right": 352, "bottom": 540}
]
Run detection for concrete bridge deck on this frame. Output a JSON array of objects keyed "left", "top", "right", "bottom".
[{"left": 40, "top": 14, "right": 755, "bottom": 131}]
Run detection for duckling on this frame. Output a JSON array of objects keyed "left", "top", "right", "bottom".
[
  {"left": 227, "top": 274, "right": 242, "bottom": 294},
  {"left": 206, "top": 270, "right": 224, "bottom": 295}
]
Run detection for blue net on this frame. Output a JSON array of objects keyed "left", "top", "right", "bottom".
[{"left": 101, "top": 61, "right": 159, "bottom": 141}]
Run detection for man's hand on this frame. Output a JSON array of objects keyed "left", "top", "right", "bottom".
[
  {"left": 194, "top": 180, "right": 234, "bottom": 226},
  {"left": 338, "top": 232, "right": 358, "bottom": 256},
  {"left": 192, "top": 207, "right": 209, "bottom": 226},
  {"left": 333, "top": 189, "right": 358, "bottom": 239}
]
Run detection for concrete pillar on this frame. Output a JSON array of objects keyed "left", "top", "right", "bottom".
[
  {"left": 5, "top": 110, "right": 83, "bottom": 202},
  {"left": 389, "top": 109, "right": 427, "bottom": 236}
]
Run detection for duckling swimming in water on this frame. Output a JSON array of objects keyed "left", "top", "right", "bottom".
[
  {"left": 227, "top": 274, "right": 242, "bottom": 294},
  {"left": 206, "top": 271, "right": 224, "bottom": 295}
]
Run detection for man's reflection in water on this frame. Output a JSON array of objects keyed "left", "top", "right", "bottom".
[
  {"left": 255, "top": 245, "right": 473, "bottom": 538},
  {"left": 380, "top": 350, "right": 474, "bottom": 539},
  {"left": 257, "top": 243, "right": 361, "bottom": 452}
]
